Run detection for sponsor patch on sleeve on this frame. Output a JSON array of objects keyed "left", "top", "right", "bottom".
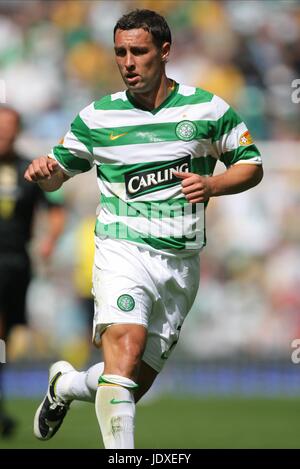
[{"left": 239, "top": 130, "right": 253, "bottom": 146}]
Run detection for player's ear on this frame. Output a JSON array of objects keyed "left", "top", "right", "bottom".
[{"left": 161, "top": 42, "right": 171, "bottom": 63}]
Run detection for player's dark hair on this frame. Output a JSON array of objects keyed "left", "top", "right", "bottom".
[{"left": 114, "top": 9, "right": 172, "bottom": 49}]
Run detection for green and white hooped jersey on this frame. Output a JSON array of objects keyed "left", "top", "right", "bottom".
[{"left": 50, "top": 82, "right": 262, "bottom": 255}]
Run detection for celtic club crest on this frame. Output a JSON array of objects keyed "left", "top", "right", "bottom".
[{"left": 175, "top": 120, "right": 197, "bottom": 141}]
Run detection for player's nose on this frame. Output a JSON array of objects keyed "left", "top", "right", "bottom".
[{"left": 125, "top": 52, "right": 135, "bottom": 69}]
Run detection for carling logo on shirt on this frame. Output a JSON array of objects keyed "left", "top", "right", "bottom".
[{"left": 124, "top": 155, "right": 191, "bottom": 199}]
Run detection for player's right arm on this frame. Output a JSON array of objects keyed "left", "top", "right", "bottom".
[{"left": 24, "top": 156, "right": 69, "bottom": 192}]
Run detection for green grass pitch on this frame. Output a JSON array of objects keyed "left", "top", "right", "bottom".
[{"left": 1, "top": 396, "right": 300, "bottom": 449}]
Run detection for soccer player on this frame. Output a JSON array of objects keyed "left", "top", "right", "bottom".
[
  {"left": 24, "top": 9, "right": 263, "bottom": 448},
  {"left": 0, "top": 106, "right": 65, "bottom": 437}
]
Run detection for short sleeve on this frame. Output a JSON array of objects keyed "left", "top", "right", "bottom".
[
  {"left": 49, "top": 103, "right": 94, "bottom": 177},
  {"left": 211, "top": 96, "right": 262, "bottom": 168}
]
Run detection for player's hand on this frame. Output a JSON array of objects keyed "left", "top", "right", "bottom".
[
  {"left": 24, "top": 156, "right": 59, "bottom": 182},
  {"left": 173, "top": 171, "right": 213, "bottom": 203}
]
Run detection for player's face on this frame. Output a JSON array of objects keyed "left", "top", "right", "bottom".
[
  {"left": 0, "top": 110, "right": 19, "bottom": 158},
  {"left": 114, "top": 28, "right": 170, "bottom": 94}
]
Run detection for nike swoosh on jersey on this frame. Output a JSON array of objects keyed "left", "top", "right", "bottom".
[
  {"left": 110, "top": 398, "right": 132, "bottom": 405},
  {"left": 109, "top": 132, "right": 128, "bottom": 141}
]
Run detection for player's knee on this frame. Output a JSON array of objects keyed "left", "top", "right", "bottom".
[
  {"left": 115, "top": 344, "right": 143, "bottom": 378},
  {"left": 107, "top": 342, "right": 143, "bottom": 379},
  {"left": 102, "top": 324, "right": 147, "bottom": 378},
  {"left": 124, "top": 339, "right": 144, "bottom": 362}
]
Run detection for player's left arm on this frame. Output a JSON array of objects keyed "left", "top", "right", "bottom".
[
  {"left": 175, "top": 96, "right": 263, "bottom": 204},
  {"left": 174, "top": 163, "right": 263, "bottom": 204}
]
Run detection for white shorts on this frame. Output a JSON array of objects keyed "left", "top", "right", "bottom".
[{"left": 92, "top": 237, "right": 200, "bottom": 372}]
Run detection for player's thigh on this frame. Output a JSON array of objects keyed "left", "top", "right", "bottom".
[
  {"left": 92, "top": 239, "right": 154, "bottom": 332},
  {"left": 92, "top": 238, "right": 155, "bottom": 378},
  {"left": 142, "top": 254, "right": 200, "bottom": 373}
]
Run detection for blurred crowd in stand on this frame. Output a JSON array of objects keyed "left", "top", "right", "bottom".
[
  {"left": 1, "top": 0, "right": 300, "bottom": 140},
  {"left": 0, "top": 0, "right": 300, "bottom": 364}
]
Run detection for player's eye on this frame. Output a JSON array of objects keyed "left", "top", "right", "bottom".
[
  {"left": 115, "top": 48, "right": 126, "bottom": 57},
  {"left": 131, "top": 47, "right": 148, "bottom": 55}
]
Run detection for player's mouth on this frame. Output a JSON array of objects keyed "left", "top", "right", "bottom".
[{"left": 126, "top": 73, "right": 140, "bottom": 85}]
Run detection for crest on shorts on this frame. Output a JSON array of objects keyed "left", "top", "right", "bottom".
[
  {"left": 239, "top": 130, "right": 253, "bottom": 146},
  {"left": 175, "top": 120, "right": 197, "bottom": 141},
  {"left": 117, "top": 294, "right": 135, "bottom": 312}
]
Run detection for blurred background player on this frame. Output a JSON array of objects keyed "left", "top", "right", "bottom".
[{"left": 0, "top": 106, "right": 65, "bottom": 437}]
